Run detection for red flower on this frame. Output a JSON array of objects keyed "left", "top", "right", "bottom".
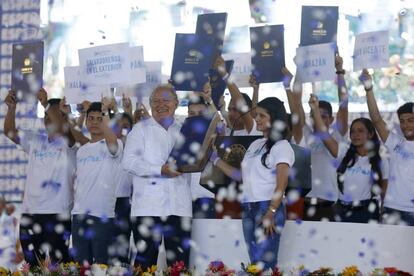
[
  {"left": 170, "top": 261, "right": 186, "bottom": 276},
  {"left": 209, "top": 261, "right": 225, "bottom": 272},
  {"left": 384, "top": 267, "right": 398, "bottom": 273},
  {"left": 80, "top": 264, "right": 90, "bottom": 276},
  {"left": 272, "top": 267, "right": 283, "bottom": 276},
  {"left": 396, "top": 271, "right": 412, "bottom": 276}
]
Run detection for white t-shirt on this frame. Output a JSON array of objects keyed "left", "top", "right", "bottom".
[
  {"left": 225, "top": 120, "right": 263, "bottom": 136},
  {"left": 241, "top": 138, "right": 295, "bottom": 203},
  {"left": 72, "top": 139, "right": 123, "bottom": 218},
  {"left": 115, "top": 169, "right": 133, "bottom": 198},
  {"left": 19, "top": 130, "right": 77, "bottom": 215},
  {"left": 337, "top": 144, "right": 389, "bottom": 202},
  {"left": 298, "top": 125, "right": 344, "bottom": 201},
  {"left": 384, "top": 132, "right": 414, "bottom": 212}
]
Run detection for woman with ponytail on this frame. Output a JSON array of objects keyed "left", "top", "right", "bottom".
[
  {"left": 309, "top": 94, "right": 388, "bottom": 223},
  {"left": 211, "top": 97, "right": 295, "bottom": 270}
]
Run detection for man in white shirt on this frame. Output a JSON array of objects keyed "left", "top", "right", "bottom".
[
  {"left": 71, "top": 99, "right": 123, "bottom": 264},
  {"left": 292, "top": 55, "right": 349, "bottom": 221},
  {"left": 123, "top": 85, "right": 193, "bottom": 268},
  {"left": 360, "top": 69, "right": 414, "bottom": 226},
  {"left": 3, "top": 89, "right": 76, "bottom": 265}
]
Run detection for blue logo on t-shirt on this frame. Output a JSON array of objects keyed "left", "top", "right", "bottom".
[
  {"left": 77, "top": 155, "right": 104, "bottom": 165},
  {"left": 393, "top": 144, "right": 414, "bottom": 160}
]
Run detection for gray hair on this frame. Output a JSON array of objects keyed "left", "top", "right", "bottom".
[{"left": 149, "top": 84, "right": 178, "bottom": 104}]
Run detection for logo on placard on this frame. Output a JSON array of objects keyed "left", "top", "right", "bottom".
[
  {"left": 24, "top": 58, "right": 31, "bottom": 66},
  {"left": 223, "top": 144, "right": 247, "bottom": 168},
  {"left": 261, "top": 41, "right": 274, "bottom": 57},
  {"left": 185, "top": 49, "right": 201, "bottom": 64},
  {"left": 313, "top": 21, "right": 327, "bottom": 37},
  {"left": 21, "top": 58, "right": 33, "bottom": 74}
]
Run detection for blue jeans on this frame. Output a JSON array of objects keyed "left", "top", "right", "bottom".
[
  {"left": 242, "top": 201, "right": 286, "bottom": 269},
  {"left": 71, "top": 214, "right": 114, "bottom": 264}
]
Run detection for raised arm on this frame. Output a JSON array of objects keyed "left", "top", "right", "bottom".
[
  {"left": 122, "top": 94, "right": 134, "bottom": 119},
  {"left": 59, "top": 97, "right": 88, "bottom": 146},
  {"left": 282, "top": 67, "right": 305, "bottom": 144},
  {"left": 101, "top": 97, "right": 119, "bottom": 155},
  {"left": 335, "top": 55, "right": 349, "bottom": 136},
  {"left": 359, "top": 69, "right": 389, "bottom": 143},
  {"left": 38, "top": 88, "right": 66, "bottom": 135},
  {"left": 249, "top": 74, "right": 259, "bottom": 119},
  {"left": 215, "top": 56, "right": 254, "bottom": 133},
  {"left": 3, "top": 90, "right": 19, "bottom": 144},
  {"left": 290, "top": 70, "right": 306, "bottom": 144},
  {"left": 309, "top": 94, "right": 339, "bottom": 157}
]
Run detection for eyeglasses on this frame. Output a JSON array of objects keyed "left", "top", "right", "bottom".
[{"left": 87, "top": 115, "right": 103, "bottom": 122}]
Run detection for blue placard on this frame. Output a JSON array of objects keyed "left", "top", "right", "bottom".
[
  {"left": 250, "top": 25, "right": 285, "bottom": 83},
  {"left": 11, "top": 40, "right": 44, "bottom": 100},
  {"left": 170, "top": 33, "right": 217, "bottom": 91},
  {"left": 195, "top": 12, "right": 228, "bottom": 55},
  {"left": 300, "top": 6, "right": 338, "bottom": 46},
  {"left": 209, "top": 59, "right": 234, "bottom": 110}
]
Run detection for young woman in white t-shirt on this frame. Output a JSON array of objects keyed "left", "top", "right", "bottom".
[
  {"left": 309, "top": 94, "right": 388, "bottom": 223},
  {"left": 212, "top": 97, "right": 295, "bottom": 270}
]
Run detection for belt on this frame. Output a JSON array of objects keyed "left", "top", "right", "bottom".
[
  {"left": 337, "top": 199, "right": 373, "bottom": 209},
  {"left": 305, "top": 198, "right": 336, "bottom": 207}
]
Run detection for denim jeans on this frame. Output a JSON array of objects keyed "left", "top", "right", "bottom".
[{"left": 241, "top": 201, "right": 286, "bottom": 269}]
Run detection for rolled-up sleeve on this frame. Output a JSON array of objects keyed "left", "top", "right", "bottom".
[{"left": 122, "top": 123, "right": 162, "bottom": 177}]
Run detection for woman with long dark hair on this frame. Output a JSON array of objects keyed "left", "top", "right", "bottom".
[
  {"left": 211, "top": 97, "right": 294, "bottom": 269},
  {"left": 309, "top": 94, "right": 388, "bottom": 223}
]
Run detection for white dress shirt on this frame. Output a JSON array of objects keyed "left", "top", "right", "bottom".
[{"left": 122, "top": 117, "right": 192, "bottom": 217}]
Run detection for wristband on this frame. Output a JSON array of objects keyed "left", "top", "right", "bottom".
[
  {"left": 336, "top": 69, "right": 345, "bottom": 75},
  {"left": 268, "top": 206, "right": 277, "bottom": 213}
]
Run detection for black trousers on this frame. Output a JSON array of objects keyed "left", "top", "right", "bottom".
[
  {"left": 303, "top": 198, "right": 336, "bottom": 221},
  {"left": 131, "top": 216, "right": 192, "bottom": 268},
  {"left": 19, "top": 213, "right": 71, "bottom": 266},
  {"left": 335, "top": 199, "right": 380, "bottom": 223},
  {"left": 113, "top": 197, "right": 132, "bottom": 264}
]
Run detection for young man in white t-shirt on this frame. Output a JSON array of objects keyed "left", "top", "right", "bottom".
[
  {"left": 3, "top": 89, "right": 76, "bottom": 265},
  {"left": 360, "top": 69, "right": 414, "bottom": 226},
  {"left": 292, "top": 55, "right": 349, "bottom": 221},
  {"left": 71, "top": 99, "right": 123, "bottom": 264}
]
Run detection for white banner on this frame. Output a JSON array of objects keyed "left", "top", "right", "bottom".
[
  {"left": 353, "top": 30, "right": 389, "bottom": 71},
  {"left": 64, "top": 66, "right": 111, "bottom": 104},
  {"left": 295, "top": 43, "right": 336, "bottom": 83},
  {"left": 128, "top": 46, "right": 146, "bottom": 84},
  {"left": 116, "top": 61, "right": 162, "bottom": 98},
  {"left": 222, "top": 52, "right": 251, "bottom": 87},
  {"left": 78, "top": 42, "right": 130, "bottom": 87}
]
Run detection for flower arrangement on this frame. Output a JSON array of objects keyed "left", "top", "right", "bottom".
[
  {"left": 205, "top": 261, "right": 236, "bottom": 276},
  {"left": 2, "top": 262, "right": 412, "bottom": 276},
  {"left": 371, "top": 267, "right": 412, "bottom": 276}
]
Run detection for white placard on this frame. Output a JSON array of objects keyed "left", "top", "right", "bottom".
[
  {"left": 353, "top": 30, "right": 389, "bottom": 71},
  {"left": 128, "top": 46, "right": 146, "bottom": 84},
  {"left": 295, "top": 43, "right": 336, "bottom": 83},
  {"left": 64, "top": 66, "right": 111, "bottom": 104},
  {"left": 78, "top": 42, "right": 130, "bottom": 87},
  {"left": 115, "top": 61, "right": 162, "bottom": 98},
  {"left": 222, "top": 52, "right": 251, "bottom": 87}
]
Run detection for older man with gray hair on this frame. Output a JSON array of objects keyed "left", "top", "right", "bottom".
[{"left": 122, "top": 84, "right": 192, "bottom": 268}]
